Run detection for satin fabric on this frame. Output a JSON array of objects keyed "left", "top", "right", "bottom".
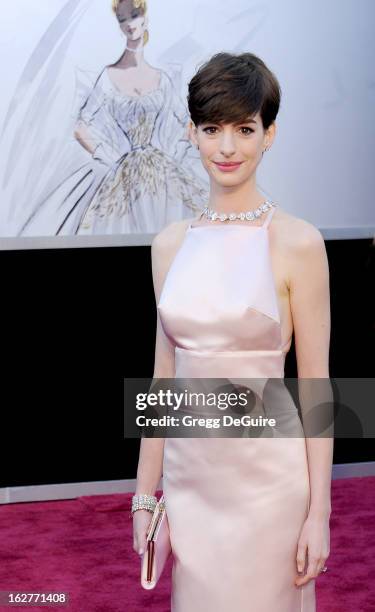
[{"left": 157, "top": 206, "right": 316, "bottom": 611}]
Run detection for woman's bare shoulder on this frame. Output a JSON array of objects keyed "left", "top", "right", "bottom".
[
  {"left": 274, "top": 207, "right": 325, "bottom": 250},
  {"left": 151, "top": 220, "right": 191, "bottom": 259}
]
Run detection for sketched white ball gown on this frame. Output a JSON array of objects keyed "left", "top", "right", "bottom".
[{"left": 17, "top": 68, "right": 208, "bottom": 236}]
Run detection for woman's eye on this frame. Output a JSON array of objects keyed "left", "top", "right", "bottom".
[
  {"left": 240, "top": 127, "right": 254, "bottom": 135},
  {"left": 118, "top": 10, "right": 139, "bottom": 22},
  {"left": 203, "top": 126, "right": 254, "bottom": 135}
]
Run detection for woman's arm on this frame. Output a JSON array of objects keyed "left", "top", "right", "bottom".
[
  {"left": 74, "top": 73, "right": 105, "bottom": 154},
  {"left": 288, "top": 220, "right": 333, "bottom": 585},
  {"left": 133, "top": 225, "right": 183, "bottom": 555},
  {"left": 74, "top": 70, "right": 124, "bottom": 165},
  {"left": 74, "top": 120, "right": 97, "bottom": 155},
  {"left": 134, "top": 312, "right": 174, "bottom": 496},
  {"left": 135, "top": 226, "right": 179, "bottom": 496}
]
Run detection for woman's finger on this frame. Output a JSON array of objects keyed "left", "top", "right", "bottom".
[
  {"left": 295, "top": 554, "right": 320, "bottom": 587},
  {"left": 316, "top": 555, "right": 329, "bottom": 576},
  {"left": 132, "top": 510, "right": 152, "bottom": 555},
  {"left": 133, "top": 531, "right": 147, "bottom": 555},
  {"left": 306, "top": 555, "right": 320, "bottom": 579},
  {"left": 295, "top": 569, "right": 316, "bottom": 587},
  {"left": 296, "top": 541, "right": 307, "bottom": 574}
]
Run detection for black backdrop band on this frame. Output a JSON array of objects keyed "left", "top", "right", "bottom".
[{"left": 0, "top": 238, "right": 374, "bottom": 487}]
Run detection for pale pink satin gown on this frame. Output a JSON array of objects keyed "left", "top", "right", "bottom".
[{"left": 157, "top": 204, "right": 316, "bottom": 611}]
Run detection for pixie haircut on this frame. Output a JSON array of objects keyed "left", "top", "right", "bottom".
[{"left": 188, "top": 52, "right": 281, "bottom": 130}]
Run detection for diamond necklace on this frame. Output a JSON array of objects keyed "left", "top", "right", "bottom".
[{"left": 202, "top": 200, "right": 276, "bottom": 222}]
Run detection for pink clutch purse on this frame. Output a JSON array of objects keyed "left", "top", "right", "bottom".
[{"left": 141, "top": 494, "right": 172, "bottom": 590}]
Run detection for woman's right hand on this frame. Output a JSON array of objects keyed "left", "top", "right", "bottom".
[{"left": 133, "top": 509, "right": 153, "bottom": 556}]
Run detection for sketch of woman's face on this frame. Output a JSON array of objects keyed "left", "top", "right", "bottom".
[{"left": 115, "top": 1, "right": 146, "bottom": 42}]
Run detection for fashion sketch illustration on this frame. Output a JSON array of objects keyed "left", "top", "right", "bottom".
[{"left": 0, "top": 0, "right": 209, "bottom": 237}]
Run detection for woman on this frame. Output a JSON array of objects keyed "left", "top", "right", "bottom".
[
  {"left": 73, "top": 0, "right": 208, "bottom": 234},
  {"left": 132, "top": 52, "right": 333, "bottom": 611},
  {"left": 19, "top": 0, "right": 207, "bottom": 236}
]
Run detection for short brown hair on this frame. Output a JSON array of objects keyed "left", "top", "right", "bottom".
[{"left": 187, "top": 52, "right": 281, "bottom": 130}]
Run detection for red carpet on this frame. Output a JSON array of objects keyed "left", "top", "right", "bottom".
[{"left": 0, "top": 476, "right": 374, "bottom": 611}]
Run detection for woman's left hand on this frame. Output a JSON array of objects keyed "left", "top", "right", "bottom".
[{"left": 295, "top": 512, "right": 330, "bottom": 587}]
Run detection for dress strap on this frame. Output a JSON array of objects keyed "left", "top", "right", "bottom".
[{"left": 262, "top": 203, "right": 277, "bottom": 229}]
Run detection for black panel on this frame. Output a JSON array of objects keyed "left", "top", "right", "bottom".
[{"left": 0, "top": 238, "right": 374, "bottom": 487}]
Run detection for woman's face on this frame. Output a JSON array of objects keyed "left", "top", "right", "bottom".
[
  {"left": 189, "top": 113, "right": 275, "bottom": 187},
  {"left": 115, "top": 1, "right": 146, "bottom": 41}
]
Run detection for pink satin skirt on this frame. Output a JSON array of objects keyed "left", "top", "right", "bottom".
[{"left": 162, "top": 347, "right": 316, "bottom": 611}]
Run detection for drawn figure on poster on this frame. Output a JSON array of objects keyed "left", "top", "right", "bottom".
[
  {"left": 2, "top": 0, "right": 208, "bottom": 236},
  {"left": 74, "top": 0, "right": 208, "bottom": 234}
]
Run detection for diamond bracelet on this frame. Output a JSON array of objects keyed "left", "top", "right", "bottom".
[{"left": 131, "top": 494, "right": 157, "bottom": 516}]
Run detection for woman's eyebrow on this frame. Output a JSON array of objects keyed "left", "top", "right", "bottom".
[{"left": 233, "top": 118, "right": 257, "bottom": 125}]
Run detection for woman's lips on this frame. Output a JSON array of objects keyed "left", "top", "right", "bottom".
[{"left": 214, "top": 161, "right": 243, "bottom": 172}]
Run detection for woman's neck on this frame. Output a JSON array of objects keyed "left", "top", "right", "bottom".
[
  {"left": 117, "top": 45, "right": 145, "bottom": 67},
  {"left": 207, "top": 184, "right": 267, "bottom": 214}
]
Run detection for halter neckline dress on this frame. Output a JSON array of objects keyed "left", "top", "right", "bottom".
[{"left": 157, "top": 204, "right": 316, "bottom": 611}]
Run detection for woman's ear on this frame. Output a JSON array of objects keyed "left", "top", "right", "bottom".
[
  {"left": 188, "top": 121, "right": 198, "bottom": 147},
  {"left": 265, "top": 122, "right": 276, "bottom": 150}
]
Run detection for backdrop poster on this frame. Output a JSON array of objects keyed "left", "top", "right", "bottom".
[{"left": 0, "top": 0, "right": 374, "bottom": 242}]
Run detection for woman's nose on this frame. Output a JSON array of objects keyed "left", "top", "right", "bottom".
[{"left": 219, "top": 132, "right": 236, "bottom": 155}]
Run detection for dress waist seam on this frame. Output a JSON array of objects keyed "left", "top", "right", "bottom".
[{"left": 175, "top": 347, "right": 286, "bottom": 355}]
